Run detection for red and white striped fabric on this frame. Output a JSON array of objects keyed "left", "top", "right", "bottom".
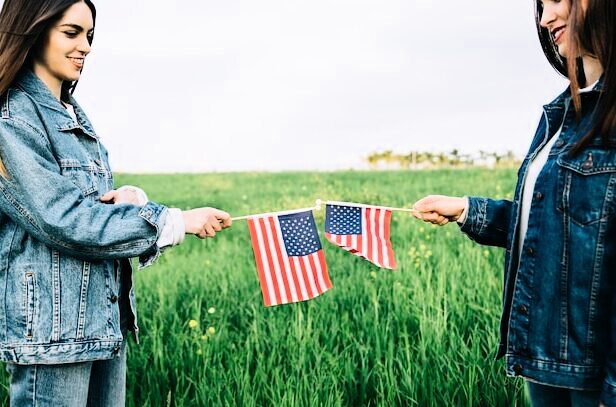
[
  {"left": 324, "top": 203, "right": 396, "bottom": 269},
  {"left": 247, "top": 210, "right": 332, "bottom": 307}
]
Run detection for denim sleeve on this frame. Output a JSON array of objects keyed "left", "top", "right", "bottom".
[
  {"left": 0, "top": 118, "right": 166, "bottom": 266},
  {"left": 458, "top": 196, "right": 512, "bottom": 248}
]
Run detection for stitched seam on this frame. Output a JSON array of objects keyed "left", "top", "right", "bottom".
[
  {"left": 559, "top": 171, "right": 570, "bottom": 361},
  {"left": 52, "top": 249, "right": 60, "bottom": 342},
  {"left": 10, "top": 117, "right": 52, "bottom": 149},
  {"left": 76, "top": 261, "right": 90, "bottom": 339}
]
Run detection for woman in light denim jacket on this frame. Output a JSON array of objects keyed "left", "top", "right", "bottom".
[
  {"left": 413, "top": 0, "right": 615, "bottom": 406},
  {"left": 0, "top": 0, "right": 232, "bottom": 405}
]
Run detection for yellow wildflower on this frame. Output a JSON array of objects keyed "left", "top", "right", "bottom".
[
  {"left": 207, "top": 307, "right": 216, "bottom": 314},
  {"left": 207, "top": 326, "right": 216, "bottom": 335},
  {"left": 188, "top": 319, "right": 198, "bottom": 329}
]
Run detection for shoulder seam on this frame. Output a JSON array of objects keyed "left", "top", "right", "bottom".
[{"left": 3, "top": 116, "right": 52, "bottom": 150}]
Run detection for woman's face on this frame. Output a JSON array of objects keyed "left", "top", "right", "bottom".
[
  {"left": 540, "top": 0, "right": 572, "bottom": 57},
  {"left": 32, "top": 1, "right": 94, "bottom": 91},
  {"left": 540, "top": 0, "right": 590, "bottom": 58}
]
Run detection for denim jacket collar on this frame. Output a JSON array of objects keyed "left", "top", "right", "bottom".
[
  {"left": 544, "top": 75, "right": 605, "bottom": 109},
  {"left": 15, "top": 69, "right": 98, "bottom": 139}
]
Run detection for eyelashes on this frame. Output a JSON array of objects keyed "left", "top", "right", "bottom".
[{"left": 63, "top": 31, "right": 94, "bottom": 42}]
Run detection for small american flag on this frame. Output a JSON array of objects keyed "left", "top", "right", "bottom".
[
  {"left": 247, "top": 210, "right": 332, "bottom": 306},
  {"left": 324, "top": 203, "right": 396, "bottom": 269}
]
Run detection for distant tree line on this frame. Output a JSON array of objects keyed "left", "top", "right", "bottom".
[{"left": 365, "top": 149, "right": 521, "bottom": 169}]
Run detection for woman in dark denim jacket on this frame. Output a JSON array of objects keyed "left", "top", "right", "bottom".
[
  {"left": 0, "top": 0, "right": 232, "bottom": 405},
  {"left": 413, "top": 0, "right": 615, "bottom": 406}
]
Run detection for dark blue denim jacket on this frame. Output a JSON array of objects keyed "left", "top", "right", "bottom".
[
  {"left": 0, "top": 70, "right": 168, "bottom": 364},
  {"left": 460, "top": 79, "right": 616, "bottom": 405}
]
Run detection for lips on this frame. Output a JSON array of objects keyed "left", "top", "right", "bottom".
[
  {"left": 551, "top": 26, "right": 566, "bottom": 43},
  {"left": 67, "top": 56, "right": 84, "bottom": 68}
]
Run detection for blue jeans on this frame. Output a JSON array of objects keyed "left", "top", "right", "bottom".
[
  {"left": 5, "top": 340, "right": 127, "bottom": 407},
  {"left": 527, "top": 381, "right": 602, "bottom": 407}
]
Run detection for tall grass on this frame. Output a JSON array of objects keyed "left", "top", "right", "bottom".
[{"left": 1, "top": 169, "right": 529, "bottom": 406}]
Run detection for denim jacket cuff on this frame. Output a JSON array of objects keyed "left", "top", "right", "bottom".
[
  {"left": 602, "top": 380, "right": 616, "bottom": 407},
  {"left": 137, "top": 201, "right": 167, "bottom": 269},
  {"left": 459, "top": 196, "right": 488, "bottom": 236}
]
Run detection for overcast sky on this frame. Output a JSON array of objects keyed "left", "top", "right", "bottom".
[{"left": 7, "top": 0, "right": 569, "bottom": 172}]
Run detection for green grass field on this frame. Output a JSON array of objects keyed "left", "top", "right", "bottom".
[{"left": 1, "top": 169, "right": 530, "bottom": 406}]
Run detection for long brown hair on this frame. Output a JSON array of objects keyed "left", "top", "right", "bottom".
[
  {"left": 535, "top": 0, "right": 615, "bottom": 154},
  {"left": 0, "top": 0, "right": 96, "bottom": 178}
]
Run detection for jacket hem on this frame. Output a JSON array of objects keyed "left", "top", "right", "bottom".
[
  {"left": 506, "top": 353, "right": 602, "bottom": 391},
  {"left": 0, "top": 338, "right": 123, "bottom": 365}
]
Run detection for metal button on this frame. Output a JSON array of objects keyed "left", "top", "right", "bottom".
[
  {"left": 513, "top": 363, "right": 523, "bottom": 375},
  {"left": 113, "top": 346, "right": 121, "bottom": 354},
  {"left": 526, "top": 248, "right": 534, "bottom": 256},
  {"left": 534, "top": 192, "right": 543, "bottom": 201},
  {"left": 581, "top": 160, "right": 593, "bottom": 170},
  {"left": 110, "top": 295, "right": 118, "bottom": 303},
  {"left": 518, "top": 304, "right": 528, "bottom": 315}
]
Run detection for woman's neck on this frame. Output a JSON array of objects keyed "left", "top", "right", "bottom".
[{"left": 582, "top": 55, "right": 603, "bottom": 87}]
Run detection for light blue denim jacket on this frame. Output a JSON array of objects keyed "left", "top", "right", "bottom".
[
  {"left": 459, "top": 79, "right": 616, "bottom": 405},
  {"left": 0, "top": 70, "right": 168, "bottom": 364}
]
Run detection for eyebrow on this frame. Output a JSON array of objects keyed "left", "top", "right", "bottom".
[{"left": 58, "top": 23, "right": 94, "bottom": 33}]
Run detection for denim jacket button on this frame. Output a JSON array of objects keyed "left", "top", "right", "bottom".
[
  {"left": 526, "top": 248, "right": 534, "bottom": 256},
  {"left": 112, "top": 346, "right": 121, "bottom": 354},
  {"left": 581, "top": 160, "right": 593, "bottom": 170},
  {"left": 534, "top": 192, "right": 543, "bottom": 201},
  {"left": 513, "top": 364, "right": 523, "bottom": 375},
  {"left": 110, "top": 295, "right": 118, "bottom": 303},
  {"left": 518, "top": 304, "right": 528, "bottom": 315}
]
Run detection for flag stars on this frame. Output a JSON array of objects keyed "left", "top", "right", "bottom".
[
  {"left": 279, "top": 212, "right": 322, "bottom": 256},
  {"left": 325, "top": 204, "right": 362, "bottom": 234}
]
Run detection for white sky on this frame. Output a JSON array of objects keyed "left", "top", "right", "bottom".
[{"left": 15, "top": 0, "right": 570, "bottom": 172}]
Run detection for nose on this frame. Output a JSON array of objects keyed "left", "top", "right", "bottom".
[
  {"left": 540, "top": 3, "right": 556, "bottom": 28},
  {"left": 76, "top": 35, "right": 91, "bottom": 55}
]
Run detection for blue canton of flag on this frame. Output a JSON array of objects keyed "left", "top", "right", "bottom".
[
  {"left": 279, "top": 212, "right": 322, "bottom": 256},
  {"left": 325, "top": 204, "right": 362, "bottom": 234}
]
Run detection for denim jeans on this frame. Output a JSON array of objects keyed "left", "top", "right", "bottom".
[
  {"left": 5, "top": 340, "right": 127, "bottom": 407},
  {"left": 527, "top": 381, "right": 602, "bottom": 407}
]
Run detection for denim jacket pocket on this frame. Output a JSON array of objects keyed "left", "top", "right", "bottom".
[
  {"left": 59, "top": 158, "right": 99, "bottom": 197},
  {"left": 556, "top": 149, "right": 616, "bottom": 225}
]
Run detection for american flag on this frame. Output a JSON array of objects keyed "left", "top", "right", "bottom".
[
  {"left": 324, "top": 203, "right": 396, "bottom": 269},
  {"left": 247, "top": 210, "right": 332, "bottom": 306}
]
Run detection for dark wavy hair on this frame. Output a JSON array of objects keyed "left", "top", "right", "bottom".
[
  {"left": 534, "top": 0, "right": 615, "bottom": 154},
  {"left": 0, "top": 0, "right": 96, "bottom": 177}
]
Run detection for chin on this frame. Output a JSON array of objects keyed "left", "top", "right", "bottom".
[
  {"left": 63, "top": 74, "right": 81, "bottom": 83},
  {"left": 557, "top": 45, "right": 569, "bottom": 59}
]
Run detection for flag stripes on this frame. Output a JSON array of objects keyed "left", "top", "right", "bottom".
[
  {"left": 248, "top": 213, "right": 331, "bottom": 307},
  {"left": 325, "top": 206, "right": 396, "bottom": 269}
]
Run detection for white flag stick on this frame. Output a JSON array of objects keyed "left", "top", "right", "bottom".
[
  {"left": 231, "top": 199, "right": 324, "bottom": 221},
  {"left": 325, "top": 200, "right": 423, "bottom": 214}
]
